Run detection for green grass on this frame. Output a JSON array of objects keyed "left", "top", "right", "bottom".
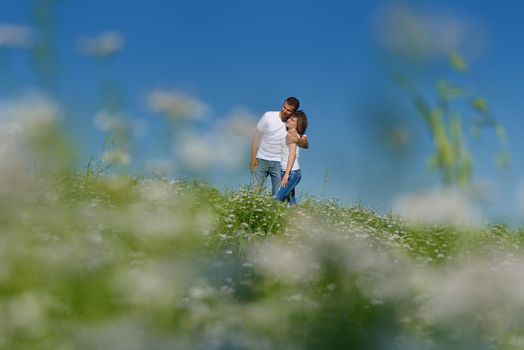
[{"left": 1, "top": 172, "right": 524, "bottom": 349}]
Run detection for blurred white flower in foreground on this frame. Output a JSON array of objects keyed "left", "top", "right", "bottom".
[
  {"left": 177, "top": 133, "right": 213, "bottom": 170},
  {"left": 516, "top": 179, "right": 524, "bottom": 215},
  {"left": 114, "top": 261, "right": 191, "bottom": 307},
  {"left": 175, "top": 108, "right": 257, "bottom": 171},
  {"left": 101, "top": 149, "right": 131, "bottom": 166},
  {"left": 93, "top": 110, "right": 145, "bottom": 136},
  {"left": 393, "top": 189, "right": 481, "bottom": 226},
  {"left": 0, "top": 24, "right": 33, "bottom": 48},
  {"left": 217, "top": 107, "right": 257, "bottom": 137},
  {"left": 374, "top": 4, "right": 486, "bottom": 60},
  {"left": 138, "top": 180, "right": 174, "bottom": 203},
  {"left": 414, "top": 257, "right": 524, "bottom": 325},
  {"left": 249, "top": 239, "right": 317, "bottom": 282},
  {"left": 77, "top": 31, "right": 124, "bottom": 58},
  {"left": 145, "top": 158, "right": 175, "bottom": 175},
  {"left": 470, "top": 178, "right": 499, "bottom": 203},
  {"left": 93, "top": 110, "right": 125, "bottom": 132},
  {"left": 6, "top": 292, "right": 51, "bottom": 336},
  {"left": 147, "top": 90, "right": 209, "bottom": 122},
  {"left": 0, "top": 95, "right": 60, "bottom": 166},
  {"left": 75, "top": 320, "right": 145, "bottom": 350}
]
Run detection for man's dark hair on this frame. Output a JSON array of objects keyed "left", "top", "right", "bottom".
[
  {"left": 285, "top": 97, "right": 300, "bottom": 110},
  {"left": 294, "top": 110, "right": 308, "bottom": 136}
]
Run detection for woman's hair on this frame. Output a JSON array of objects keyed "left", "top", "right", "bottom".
[{"left": 293, "top": 110, "right": 308, "bottom": 136}]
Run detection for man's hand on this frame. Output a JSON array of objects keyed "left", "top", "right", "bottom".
[
  {"left": 251, "top": 130, "right": 262, "bottom": 173},
  {"left": 286, "top": 130, "right": 299, "bottom": 144},
  {"left": 287, "top": 130, "right": 309, "bottom": 149},
  {"left": 298, "top": 134, "right": 308, "bottom": 149},
  {"left": 281, "top": 174, "right": 289, "bottom": 187},
  {"left": 250, "top": 158, "right": 259, "bottom": 174}
]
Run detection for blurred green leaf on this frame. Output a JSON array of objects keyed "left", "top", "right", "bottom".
[
  {"left": 437, "top": 80, "right": 468, "bottom": 101},
  {"left": 457, "top": 152, "right": 473, "bottom": 189},
  {"left": 495, "top": 152, "right": 511, "bottom": 169},
  {"left": 449, "top": 113, "right": 463, "bottom": 143},
  {"left": 470, "top": 125, "right": 481, "bottom": 140},
  {"left": 495, "top": 124, "right": 507, "bottom": 144},
  {"left": 392, "top": 72, "right": 412, "bottom": 92},
  {"left": 471, "top": 98, "right": 489, "bottom": 114},
  {"left": 413, "top": 95, "right": 432, "bottom": 123},
  {"left": 449, "top": 53, "right": 468, "bottom": 72},
  {"left": 427, "top": 154, "right": 439, "bottom": 170},
  {"left": 389, "top": 128, "right": 409, "bottom": 149}
]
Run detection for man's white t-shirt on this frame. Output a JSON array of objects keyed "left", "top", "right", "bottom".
[{"left": 256, "top": 111, "right": 286, "bottom": 162}]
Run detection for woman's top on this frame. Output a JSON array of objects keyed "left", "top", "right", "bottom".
[{"left": 280, "top": 136, "right": 300, "bottom": 171}]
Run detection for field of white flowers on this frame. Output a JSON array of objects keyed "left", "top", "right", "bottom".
[
  {"left": 2, "top": 164, "right": 524, "bottom": 349},
  {"left": 0, "top": 90, "right": 519, "bottom": 350},
  {"left": 1, "top": 2, "right": 522, "bottom": 348}
]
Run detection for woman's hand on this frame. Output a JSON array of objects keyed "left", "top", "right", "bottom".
[{"left": 281, "top": 174, "right": 289, "bottom": 187}]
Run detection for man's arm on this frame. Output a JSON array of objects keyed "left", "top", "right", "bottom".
[
  {"left": 297, "top": 135, "right": 309, "bottom": 149},
  {"left": 250, "top": 130, "right": 262, "bottom": 173},
  {"left": 287, "top": 130, "right": 309, "bottom": 149}
]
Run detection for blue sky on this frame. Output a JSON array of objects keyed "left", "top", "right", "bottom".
[{"left": 1, "top": 0, "right": 524, "bottom": 222}]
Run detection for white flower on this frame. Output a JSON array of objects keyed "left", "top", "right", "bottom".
[
  {"left": 289, "top": 294, "right": 303, "bottom": 302},
  {"left": 115, "top": 261, "right": 189, "bottom": 306},
  {"left": 144, "top": 158, "right": 175, "bottom": 175},
  {"left": 77, "top": 31, "right": 124, "bottom": 57},
  {"left": 93, "top": 110, "right": 125, "bottom": 132},
  {"left": 101, "top": 150, "right": 131, "bottom": 165},
  {"left": 147, "top": 90, "right": 208, "bottom": 122},
  {"left": 393, "top": 188, "right": 481, "bottom": 226},
  {"left": 6, "top": 293, "right": 46, "bottom": 332},
  {"left": 249, "top": 239, "right": 316, "bottom": 281},
  {"left": 0, "top": 24, "right": 33, "bottom": 48},
  {"left": 174, "top": 110, "right": 256, "bottom": 171},
  {"left": 515, "top": 180, "right": 524, "bottom": 215},
  {"left": 138, "top": 181, "right": 173, "bottom": 202},
  {"left": 373, "top": 4, "right": 486, "bottom": 59},
  {"left": 0, "top": 94, "right": 60, "bottom": 169}
]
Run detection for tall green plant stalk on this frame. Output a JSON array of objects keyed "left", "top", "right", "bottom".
[{"left": 395, "top": 53, "right": 509, "bottom": 189}]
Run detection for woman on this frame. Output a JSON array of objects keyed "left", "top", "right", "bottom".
[{"left": 274, "top": 110, "right": 308, "bottom": 205}]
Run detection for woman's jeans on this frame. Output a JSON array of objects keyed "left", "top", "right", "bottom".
[{"left": 274, "top": 169, "right": 301, "bottom": 205}]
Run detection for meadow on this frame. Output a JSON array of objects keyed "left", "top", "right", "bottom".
[
  {"left": 2, "top": 168, "right": 524, "bottom": 350},
  {"left": 0, "top": 3, "right": 521, "bottom": 348}
]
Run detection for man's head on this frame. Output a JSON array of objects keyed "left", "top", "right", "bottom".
[{"left": 280, "top": 97, "right": 300, "bottom": 121}]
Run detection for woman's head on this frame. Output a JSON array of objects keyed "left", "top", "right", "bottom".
[
  {"left": 285, "top": 116, "right": 298, "bottom": 131},
  {"left": 293, "top": 110, "right": 308, "bottom": 136},
  {"left": 285, "top": 110, "right": 308, "bottom": 135}
]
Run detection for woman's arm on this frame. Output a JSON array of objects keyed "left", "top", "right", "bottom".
[{"left": 282, "top": 143, "right": 297, "bottom": 187}]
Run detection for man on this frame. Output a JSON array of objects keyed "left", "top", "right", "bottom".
[{"left": 250, "top": 97, "right": 309, "bottom": 194}]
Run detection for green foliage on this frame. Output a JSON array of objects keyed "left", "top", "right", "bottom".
[
  {"left": 397, "top": 53, "right": 509, "bottom": 188},
  {"left": 2, "top": 175, "right": 524, "bottom": 348},
  {"left": 449, "top": 53, "right": 468, "bottom": 72},
  {"left": 471, "top": 97, "right": 489, "bottom": 114},
  {"left": 211, "top": 188, "right": 287, "bottom": 254}
]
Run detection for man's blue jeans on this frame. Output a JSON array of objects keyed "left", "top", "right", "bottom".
[
  {"left": 251, "top": 158, "right": 282, "bottom": 195},
  {"left": 274, "top": 169, "right": 301, "bottom": 205}
]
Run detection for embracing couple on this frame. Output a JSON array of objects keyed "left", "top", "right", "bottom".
[{"left": 250, "top": 97, "right": 309, "bottom": 205}]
